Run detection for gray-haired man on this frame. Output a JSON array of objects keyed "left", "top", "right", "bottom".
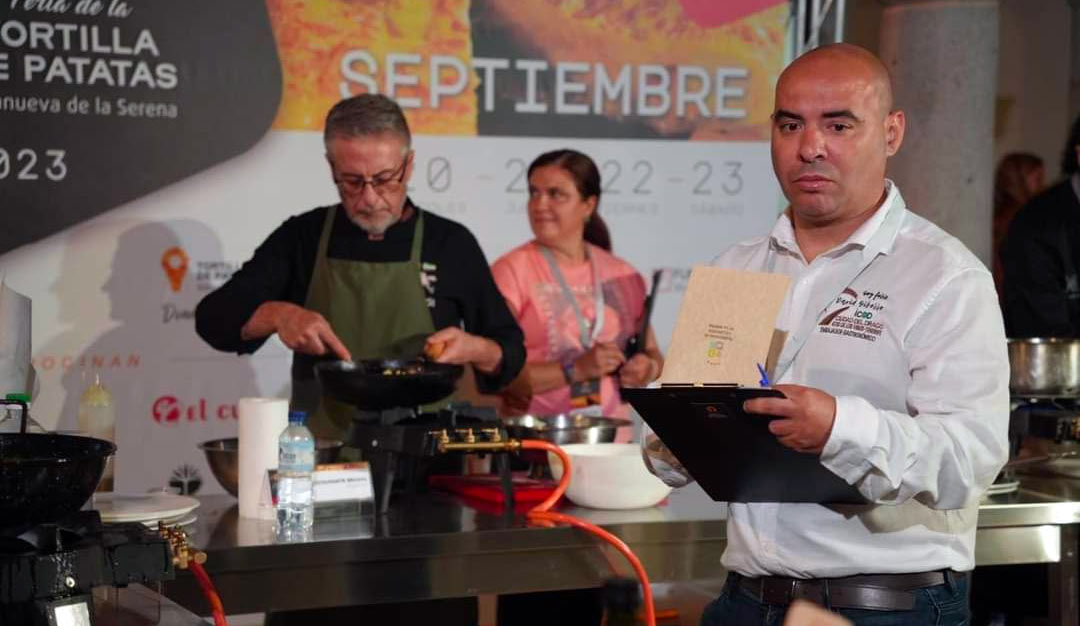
[{"left": 196, "top": 94, "right": 525, "bottom": 441}]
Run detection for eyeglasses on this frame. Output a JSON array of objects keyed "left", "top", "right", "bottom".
[{"left": 333, "top": 155, "right": 409, "bottom": 196}]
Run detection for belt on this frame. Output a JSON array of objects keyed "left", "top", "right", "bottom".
[{"left": 735, "top": 571, "right": 965, "bottom": 611}]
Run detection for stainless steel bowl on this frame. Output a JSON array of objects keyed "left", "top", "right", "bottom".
[
  {"left": 198, "top": 437, "right": 344, "bottom": 497},
  {"left": 1008, "top": 338, "right": 1080, "bottom": 397},
  {"left": 501, "top": 414, "right": 631, "bottom": 445}
]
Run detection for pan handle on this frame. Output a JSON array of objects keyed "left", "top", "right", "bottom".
[
  {"left": 624, "top": 269, "right": 663, "bottom": 360},
  {"left": 0, "top": 398, "right": 29, "bottom": 434}
]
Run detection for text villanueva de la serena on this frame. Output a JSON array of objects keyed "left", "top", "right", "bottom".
[{"left": 1, "top": 0, "right": 181, "bottom": 119}]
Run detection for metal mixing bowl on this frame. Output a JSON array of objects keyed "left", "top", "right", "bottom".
[
  {"left": 198, "top": 437, "right": 344, "bottom": 497},
  {"left": 501, "top": 414, "right": 631, "bottom": 445}
]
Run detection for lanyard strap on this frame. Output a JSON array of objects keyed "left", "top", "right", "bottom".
[
  {"left": 540, "top": 245, "right": 605, "bottom": 349},
  {"left": 766, "top": 241, "right": 881, "bottom": 381}
]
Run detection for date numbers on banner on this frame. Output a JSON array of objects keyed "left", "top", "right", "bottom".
[
  {"left": 0, "top": 148, "right": 68, "bottom": 182},
  {"left": 504, "top": 158, "right": 743, "bottom": 197}
]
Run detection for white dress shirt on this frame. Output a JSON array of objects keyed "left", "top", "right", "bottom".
[{"left": 646, "top": 181, "right": 1010, "bottom": 577}]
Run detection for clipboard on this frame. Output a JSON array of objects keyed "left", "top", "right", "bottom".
[{"left": 622, "top": 385, "right": 866, "bottom": 504}]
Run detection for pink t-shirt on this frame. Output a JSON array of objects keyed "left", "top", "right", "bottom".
[{"left": 492, "top": 241, "right": 646, "bottom": 428}]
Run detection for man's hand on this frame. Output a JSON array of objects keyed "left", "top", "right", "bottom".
[
  {"left": 426, "top": 327, "right": 503, "bottom": 373},
  {"left": 573, "top": 342, "right": 625, "bottom": 381},
  {"left": 743, "top": 384, "right": 837, "bottom": 454},
  {"left": 243, "top": 301, "right": 351, "bottom": 361},
  {"left": 619, "top": 353, "right": 659, "bottom": 388}
]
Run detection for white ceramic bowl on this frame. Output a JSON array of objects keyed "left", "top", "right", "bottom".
[{"left": 547, "top": 443, "right": 672, "bottom": 510}]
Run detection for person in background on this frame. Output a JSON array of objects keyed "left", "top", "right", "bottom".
[
  {"left": 1002, "top": 114, "right": 1080, "bottom": 337},
  {"left": 645, "top": 43, "right": 1008, "bottom": 626},
  {"left": 491, "top": 149, "right": 664, "bottom": 432},
  {"left": 490, "top": 148, "right": 663, "bottom": 626},
  {"left": 992, "top": 153, "right": 1045, "bottom": 297}
]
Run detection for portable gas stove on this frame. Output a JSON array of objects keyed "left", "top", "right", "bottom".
[
  {"left": 998, "top": 395, "right": 1080, "bottom": 488},
  {"left": 345, "top": 403, "right": 516, "bottom": 513},
  {"left": 1011, "top": 396, "right": 1080, "bottom": 443},
  {"left": 0, "top": 510, "right": 177, "bottom": 626}
]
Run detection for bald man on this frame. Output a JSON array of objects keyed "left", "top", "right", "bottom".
[{"left": 645, "top": 44, "right": 1009, "bottom": 625}]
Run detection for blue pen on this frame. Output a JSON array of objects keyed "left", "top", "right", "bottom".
[{"left": 756, "top": 363, "right": 771, "bottom": 387}]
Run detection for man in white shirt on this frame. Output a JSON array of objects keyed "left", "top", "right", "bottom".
[{"left": 646, "top": 44, "right": 1009, "bottom": 626}]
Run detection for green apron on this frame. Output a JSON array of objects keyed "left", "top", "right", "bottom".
[{"left": 290, "top": 206, "right": 436, "bottom": 440}]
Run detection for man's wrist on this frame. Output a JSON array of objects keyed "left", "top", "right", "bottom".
[{"left": 474, "top": 337, "right": 503, "bottom": 374}]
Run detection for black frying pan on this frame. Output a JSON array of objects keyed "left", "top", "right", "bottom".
[
  {"left": 314, "top": 358, "right": 464, "bottom": 411},
  {"left": 0, "top": 399, "right": 114, "bottom": 534}
]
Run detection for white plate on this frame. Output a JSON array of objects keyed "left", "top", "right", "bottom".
[
  {"left": 984, "top": 480, "right": 1020, "bottom": 496},
  {"left": 142, "top": 513, "right": 197, "bottom": 529},
  {"left": 93, "top": 493, "right": 200, "bottom": 524}
]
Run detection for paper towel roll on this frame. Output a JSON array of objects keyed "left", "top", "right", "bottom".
[{"left": 238, "top": 397, "right": 289, "bottom": 520}]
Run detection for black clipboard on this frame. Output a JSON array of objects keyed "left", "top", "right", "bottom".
[{"left": 622, "top": 385, "right": 866, "bottom": 504}]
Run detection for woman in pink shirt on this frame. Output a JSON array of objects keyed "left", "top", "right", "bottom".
[{"left": 491, "top": 149, "right": 663, "bottom": 431}]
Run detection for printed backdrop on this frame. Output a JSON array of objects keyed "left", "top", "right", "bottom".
[{"left": 0, "top": 0, "right": 788, "bottom": 494}]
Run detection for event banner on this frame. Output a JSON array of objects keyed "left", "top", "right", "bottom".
[
  {"left": 0, "top": 0, "right": 787, "bottom": 495},
  {"left": 0, "top": 0, "right": 282, "bottom": 254}
]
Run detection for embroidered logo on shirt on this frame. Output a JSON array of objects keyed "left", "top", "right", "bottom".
[{"left": 817, "top": 287, "right": 887, "bottom": 342}]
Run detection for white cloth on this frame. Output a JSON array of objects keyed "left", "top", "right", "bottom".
[
  {"left": 0, "top": 280, "right": 35, "bottom": 397},
  {"left": 645, "top": 181, "right": 1010, "bottom": 577}
]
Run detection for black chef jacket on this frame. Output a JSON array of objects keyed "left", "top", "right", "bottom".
[{"left": 195, "top": 200, "right": 525, "bottom": 392}]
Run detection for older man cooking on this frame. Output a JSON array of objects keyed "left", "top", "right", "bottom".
[{"left": 196, "top": 94, "right": 525, "bottom": 440}]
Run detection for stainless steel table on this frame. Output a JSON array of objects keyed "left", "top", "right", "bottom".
[
  {"left": 163, "top": 478, "right": 1080, "bottom": 624},
  {"left": 976, "top": 475, "right": 1080, "bottom": 625}
]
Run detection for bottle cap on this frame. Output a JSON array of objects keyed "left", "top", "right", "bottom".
[{"left": 288, "top": 410, "right": 308, "bottom": 424}]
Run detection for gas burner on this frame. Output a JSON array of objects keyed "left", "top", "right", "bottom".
[
  {"left": 1011, "top": 401, "right": 1080, "bottom": 444},
  {"left": 0, "top": 510, "right": 175, "bottom": 626},
  {"left": 1011, "top": 396, "right": 1080, "bottom": 410},
  {"left": 345, "top": 403, "right": 515, "bottom": 514}
]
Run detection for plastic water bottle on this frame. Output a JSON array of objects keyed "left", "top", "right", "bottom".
[{"left": 276, "top": 410, "right": 314, "bottom": 538}]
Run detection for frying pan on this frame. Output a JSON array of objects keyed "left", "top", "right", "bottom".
[
  {"left": 315, "top": 358, "right": 464, "bottom": 411},
  {"left": 0, "top": 398, "right": 114, "bottom": 534}
]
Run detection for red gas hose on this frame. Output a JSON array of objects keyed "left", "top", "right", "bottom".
[
  {"left": 520, "top": 439, "right": 656, "bottom": 626},
  {"left": 189, "top": 560, "right": 229, "bottom": 626}
]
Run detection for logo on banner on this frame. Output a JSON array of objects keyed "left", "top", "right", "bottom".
[
  {"left": 152, "top": 395, "right": 238, "bottom": 424},
  {"left": 32, "top": 353, "right": 141, "bottom": 372},
  {"left": 161, "top": 247, "right": 189, "bottom": 292},
  {"left": 169, "top": 464, "right": 203, "bottom": 495},
  {"left": 158, "top": 245, "right": 241, "bottom": 310}
]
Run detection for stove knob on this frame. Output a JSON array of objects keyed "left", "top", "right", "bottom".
[{"left": 65, "top": 576, "right": 76, "bottom": 589}]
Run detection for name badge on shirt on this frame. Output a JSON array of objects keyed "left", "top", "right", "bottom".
[{"left": 569, "top": 378, "right": 602, "bottom": 416}]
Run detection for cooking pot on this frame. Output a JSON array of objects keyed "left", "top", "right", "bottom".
[
  {"left": 0, "top": 398, "right": 115, "bottom": 534},
  {"left": 0, "top": 433, "right": 114, "bottom": 534},
  {"left": 315, "top": 358, "right": 463, "bottom": 411},
  {"left": 501, "top": 414, "right": 631, "bottom": 445},
  {"left": 1008, "top": 338, "right": 1080, "bottom": 397}
]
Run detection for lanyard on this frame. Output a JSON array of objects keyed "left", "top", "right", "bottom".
[{"left": 540, "top": 245, "right": 605, "bottom": 349}]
